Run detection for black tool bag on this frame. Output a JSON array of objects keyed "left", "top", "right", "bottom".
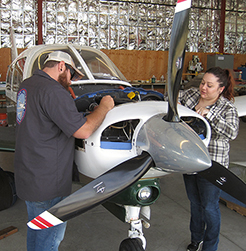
[{"left": 0, "top": 167, "right": 17, "bottom": 211}]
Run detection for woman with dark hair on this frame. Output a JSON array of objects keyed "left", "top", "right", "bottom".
[{"left": 179, "top": 67, "right": 239, "bottom": 251}]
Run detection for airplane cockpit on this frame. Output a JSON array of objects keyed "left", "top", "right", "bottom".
[
  {"left": 5, "top": 45, "right": 131, "bottom": 105},
  {"left": 4, "top": 44, "right": 209, "bottom": 148}
]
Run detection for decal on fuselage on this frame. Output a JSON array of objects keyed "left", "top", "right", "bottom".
[{"left": 16, "top": 88, "right": 27, "bottom": 124}]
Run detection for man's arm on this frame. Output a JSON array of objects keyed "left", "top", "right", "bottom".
[{"left": 73, "top": 95, "right": 114, "bottom": 139}]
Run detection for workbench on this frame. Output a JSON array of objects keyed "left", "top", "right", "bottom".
[{"left": 131, "top": 81, "right": 167, "bottom": 94}]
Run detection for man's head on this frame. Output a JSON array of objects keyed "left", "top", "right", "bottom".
[{"left": 43, "top": 51, "right": 84, "bottom": 81}]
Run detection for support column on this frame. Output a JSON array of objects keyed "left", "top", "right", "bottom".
[
  {"left": 37, "top": 0, "right": 43, "bottom": 45},
  {"left": 219, "top": 0, "right": 226, "bottom": 53}
]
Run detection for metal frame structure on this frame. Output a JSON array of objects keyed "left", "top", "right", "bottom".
[{"left": 0, "top": 0, "right": 245, "bottom": 53}]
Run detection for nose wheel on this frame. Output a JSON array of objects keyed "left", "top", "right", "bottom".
[
  {"left": 119, "top": 218, "right": 147, "bottom": 251},
  {"left": 119, "top": 237, "right": 144, "bottom": 251}
]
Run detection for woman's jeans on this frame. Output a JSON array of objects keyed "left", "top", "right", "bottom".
[
  {"left": 25, "top": 196, "right": 67, "bottom": 251},
  {"left": 183, "top": 174, "right": 221, "bottom": 251}
]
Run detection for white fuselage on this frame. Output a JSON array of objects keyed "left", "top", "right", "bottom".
[{"left": 75, "top": 101, "right": 211, "bottom": 179}]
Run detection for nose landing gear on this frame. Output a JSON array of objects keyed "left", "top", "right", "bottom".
[{"left": 119, "top": 206, "right": 149, "bottom": 251}]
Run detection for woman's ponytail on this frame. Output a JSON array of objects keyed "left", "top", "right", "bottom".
[{"left": 222, "top": 69, "right": 235, "bottom": 102}]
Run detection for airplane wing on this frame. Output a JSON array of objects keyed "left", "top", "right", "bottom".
[{"left": 234, "top": 95, "right": 246, "bottom": 117}]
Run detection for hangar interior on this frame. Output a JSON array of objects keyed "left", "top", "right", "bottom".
[
  {"left": 0, "top": 0, "right": 246, "bottom": 82},
  {"left": 0, "top": 124, "right": 246, "bottom": 250},
  {"left": 0, "top": 0, "right": 246, "bottom": 250}
]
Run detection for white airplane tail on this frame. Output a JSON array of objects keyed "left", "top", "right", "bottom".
[{"left": 10, "top": 27, "right": 18, "bottom": 61}]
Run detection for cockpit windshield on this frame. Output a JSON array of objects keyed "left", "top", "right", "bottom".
[{"left": 76, "top": 49, "right": 127, "bottom": 81}]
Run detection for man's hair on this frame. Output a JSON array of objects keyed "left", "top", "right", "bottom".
[{"left": 42, "top": 60, "right": 59, "bottom": 70}]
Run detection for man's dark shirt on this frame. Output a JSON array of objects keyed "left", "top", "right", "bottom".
[{"left": 14, "top": 69, "right": 86, "bottom": 201}]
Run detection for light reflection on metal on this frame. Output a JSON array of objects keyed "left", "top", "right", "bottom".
[
  {"left": 180, "top": 140, "right": 189, "bottom": 150},
  {"left": 136, "top": 114, "right": 211, "bottom": 173},
  {"left": 0, "top": 0, "right": 245, "bottom": 54}
]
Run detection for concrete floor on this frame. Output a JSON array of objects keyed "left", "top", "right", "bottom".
[{"left": 0, "top": 120, "right": 246, "bottom": 251}]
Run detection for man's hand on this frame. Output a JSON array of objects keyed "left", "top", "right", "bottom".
[
  {"left": 73, "top": 95, "right": 115, "bottom": 139},
  {"left": 99, "top": 95, "right": 115, "bottom": 111}
]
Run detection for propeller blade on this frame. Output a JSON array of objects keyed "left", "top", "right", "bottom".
[
  {"left": 198, "top": 161, "right": 246, "bottom": 205},
  {"left": 27, "top": 152, "right": 153, "bottom": 230},
  {"left": 165, "top": 0, "right": 191, "bottom": 122}
]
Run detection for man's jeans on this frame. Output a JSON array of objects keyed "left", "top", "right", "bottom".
[
  {"left": 183, "top": 174, "right": 221, "bottom": 251},
  {"left": 25, "top": 197, "right": 67, "bottom": 251}
]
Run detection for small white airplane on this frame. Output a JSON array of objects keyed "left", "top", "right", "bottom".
[{"left": 4, "top": 0, "right": 246, "bottom": 250}]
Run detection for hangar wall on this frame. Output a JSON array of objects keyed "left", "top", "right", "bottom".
[
  {"left": 0, "top": 48, "right": 245, "bottom": 82},
  {"left": 101, "top": 50, "right": 246, "bottom": 81},
  {"left": 1, "top": 0, "right": 246, "bottom": 54}
]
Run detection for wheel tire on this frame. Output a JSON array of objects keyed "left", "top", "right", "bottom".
[{"left": 119, "top": 238, "right": 144, "bottom": 251}]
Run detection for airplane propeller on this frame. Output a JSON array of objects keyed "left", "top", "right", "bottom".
[
  {"left": 164, "top": 1, "right": 246, "bottom": 205},
  {"left": 198, "top": 161, "right": 246, "bottom": 205},
  {"left": 28, "top": 152, "right": 153, "bottom": 229},
  {"left": 164, "top": 0, "right": 191, "bottom": 122},
  {"left": 27, "top": 0, "right": 246, "bottom": 231},
  {"left": 28, "top": 0, "right": 196, "bottom": 230}
]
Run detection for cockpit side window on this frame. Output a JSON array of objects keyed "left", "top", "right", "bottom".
[
  {"left": 12, "top": 57, "right": 26, "bottom": 92},
  {"left": 6, "top": 66, "right": 13, "bottom": 90},
  {"left": 31, "top": 51, "right": 51, "bottom": 75}
]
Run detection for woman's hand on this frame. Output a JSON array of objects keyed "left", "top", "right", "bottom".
[{"left": 196, "top": 107, "right": 209, "bottom": 117}]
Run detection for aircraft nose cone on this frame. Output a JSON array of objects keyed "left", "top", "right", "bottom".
[{"left": 136, "top": 114, "right": 211, "bottom": 173}]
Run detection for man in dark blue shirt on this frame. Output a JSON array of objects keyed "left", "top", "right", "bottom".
[{"left": 14, "top": 51, "right": 114, "bottom": 251}]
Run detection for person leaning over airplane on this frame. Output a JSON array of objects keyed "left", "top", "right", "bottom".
[
  {"left": 179, "top": 67, "right": 239, "bottom": 251},
  {"left": 14, "top": 51, "right": 114, "bottom": 251}
]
